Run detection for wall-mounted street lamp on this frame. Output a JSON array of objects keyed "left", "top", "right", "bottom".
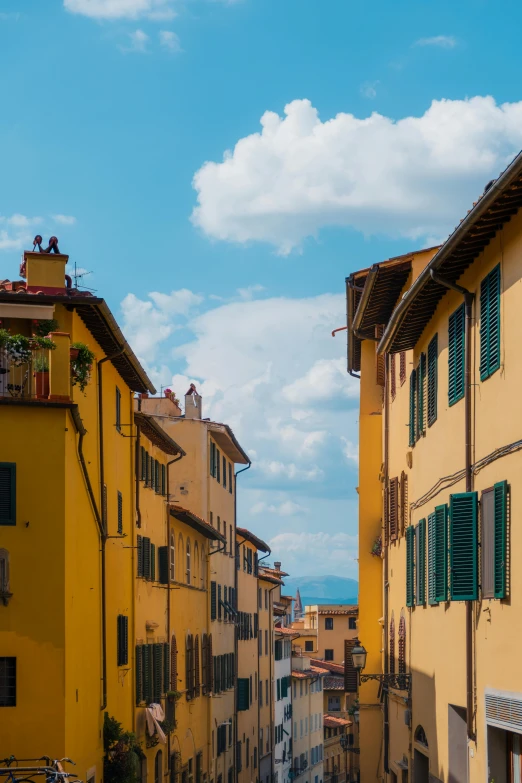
[{"left": 350, "top": 643, "right": 411, "bottom": 694}]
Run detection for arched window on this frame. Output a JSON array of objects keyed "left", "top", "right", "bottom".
[
  {"left": 186, "top": 539, "right": 191, "bottom": 585},
  {"left": 186, "top": 634, "right": 194, "bottom": 700},
  {"left": 194, "top": 634, "right": 200, "bottom": 697},
  {"left": 170, "top": 529, "right": 175, "bottom": 582},
  {"left": 398, "top": 614, "right": 406, "bottom": 674},
  {"left": 389, "top": 614, "right": 395, "bottom": 674},
  {"left": 170, "top": 634, "right": 178, "bottom": 690},
  {"left": 0, "top": 549, "right": 10, "bottom": 605},
  {"left": 154, "top": 750, "right": 162, "bottom": 783},
  {"left": 414, "top": 725, "right": 428, "bottom": 748},
  {"left": 194, "top": 541, "right": 199, "bottom": 586}
]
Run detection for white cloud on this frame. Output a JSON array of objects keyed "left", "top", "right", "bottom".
[
  {"left": 52, "top": 214, "right": 77, "bottom": 225},
  {"left": 159, "top": 30, "right": 181, "bottom": 51},
  {"left": 237, "top": 284, "right": 265, "bottom": 301},
  {"left": 268, "top": 531, "right": 358, "bottom": 576},
  {"left": 123, "top": 29, "right": 149, "bottom": 52},
  {"left": 64, "top": 0, "right": 176, "bottom": 20},
  {"left": 360, "top": 80, "right": 379, "bottom": 99},
  {"left": 191, "top": 95, "right": 522, "bottom": 254},
  {"left": 0, "top": 215, "right": 42, "bottom": 252},
  {"left": 251, "top": 500, "right": 306, "bottom": 516},
  {"left": 341, "top": 437, "right": 358, "bottom": 465},
  {"left": 282, "top": 358, "right": 359, "bottom": 406},
  {"left": 414, "top": 35, "right": 457, "bottom": 49},
  {"left": 0, "top": 214, "right": 42, "bottom": 228},
  {"left": 257, "top": 460, "right": 324, "bottom": 482}
]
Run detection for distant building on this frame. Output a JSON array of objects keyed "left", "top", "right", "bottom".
[
  {"left": 291, "top": 605, "right": 358, "bottom": 663},
  {"left": 294, "top": 589, "right": 304, "bottom": 620}
]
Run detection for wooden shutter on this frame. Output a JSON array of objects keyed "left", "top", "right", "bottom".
[
  {"left": 427, "top": 334, "right": 438, "bottom": 427},
  {"left": 158, "top": 546, "right": 169, "bottom": 584},
  {"left": 216, "top": 449, "right": 221, "bottom": 483},
  {"left": 140, "top": 447, "right": 146, "bottom": 481},
  {"left": 218, "top": 584, "right": 222, "bottom": 620},
  {"left": 406, "top": 526, "right": 415, "bottom": 607},
  {"left": 150, "top": 543, "right": 156, "bottom": 582},
  {"left": 186, "top": 635, "right": 193, "bottom": 700},
  {"left": 450, "top": 492, "right": 478, "bottom": 601},
  {"left": 428, "top": 512, "right": 437, "bottom": 605},
  {"left": 143, "top": 536, "right": 151, "bottom": 579},
  {"left": 229, "top": 464, "right": 233, "bottom": 494},
  {"left": 448, "top": 303, "right": 465, "bottom": 406},
  {"left": 163, "top": 642, "right": 170, "bottom": 693},
  {"left": 153, "top": 643, "right": 164, "bottom": 702},
  {"left": 161, "top": 464, "right": 166, "bottom": 496},
  {"left": 416, "top": 519, "right": 426, "bottom": 605},
  {"left": 417, "top": 353, "right": 426, "bottom": 437},
  {"left": 137, "top": 534, "right": 143, "bottom": 577},
  {"left": 194, "top": 635, "right": 200, "bottom": 697},
  {"left": 116, "top": 386, "right": 121, "bottom": 430},
  {"left": 211, "top": 581, "right": 217, "bottom": 620},
  {"left": 390, "top": 353, "right": 396, "bottom": 400},
  {"left": 117, "top": 491, "right": 123, "bottom": 534},
  {"left": 480, "top": 264, "right": 501, "bottom": 380},
  {"left": 409, "top": 369, "right": 416, "bottom": 447},
  {"left": 389, "top": 477, "right": 399, "bottom": 541},
  {"left": 208, "top": 634, "right": 213, "bottom": 691},
  {"left": 155, "top": 461, "right": 160, "bottom": 494},
  {"left": 434, "top": 504, "right": 448, "bottom": 603},
  {"left": 201, "top": 634, "right": 208, "bottom": 694},
  {"left": 117, "top": 615, "right": 128, "bottom": 666},
  {"left": 237, "top": 677, "right": 250, "bottom": 711},
  {"left": 344, "top": 638, "right": 358, "bottom": 692},
  {"left": 494, "top": 480, "right": 508, "bottom": 599},
  {"left": 143, "top": 644, "right": 153, "bottom": 704},
  {"left": 136, "top": 645, "right": 143, "bottom": 704},
  {"left": 170, "top": 634, "right": 178, "bottom": 690},
  {"left": 400, "top": 472, "right": 408, "bottom": 534},
  {"left": 375, "top": 326, "right": 385, "bottom": 387},
  {"left": 399, "top": 351, "right": 406, "bottom": 385},
  {"left": 389, "top": 619, "right": 395, "bottom": 674},
  {"left": 398, "top": 616, "right": 406, "bottom": 674}
]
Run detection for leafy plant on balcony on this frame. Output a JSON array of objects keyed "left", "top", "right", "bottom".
[
  {"left": 33, "top": 319, "right": 59, "bottom": 337},
  {"left": 0, "top": 330, "right": 56, "bottom": 366},
  {"left": 70, "top": 342, "right": 96, "bottom": 392},
  {"left": 103, "top": 713, "right": 144, "bottom": 783},
  {"left": 33, "top": 355, "right": 50, "bottom": 372},
  {"left": 370, "top": 535, "right": 382, "bottom": 558}
]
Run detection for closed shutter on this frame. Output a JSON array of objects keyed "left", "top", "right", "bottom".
[
  {"left": 434, "top": 504, "right": 448, "bottom": 603},
  {"left": 450, "top": 492, "right": 478, "bottom": 601},
  {"left": 158, "top": 546, "right": 169, "bottom": 584},
  {"left": 140, "top": 447, "right": 146, "bottom": 480},
  {"left": 170, "top": 635, "right": 178, "bottom": 690},
  {"left": 427, "top": 334, "right": 438, "bottom": 426},
  {"left": 406, "top": 526, "right": 415, "bottom": 607},
  {"left": 153, "top": 643, "right": 164, "bottom": 701},
  {"left": 136, "top": 645, "right": 143, "bottom": 704},
  {"left": 390, "top": 353, "right": 396, "bottom": 400},
  {"left": 417, "top": 353, "right": 426, "bottom": 437},
  {"left": 194, "top": 635, "right": 200, "bottom": 696},
  {"left": 117, "top": 491, "right": 123, "bottom": 534},
  {"left": 161, "top": 464, "right": 166, "bottom": 496},
  {"left": 344, "top": 638, "right": 358, "bottom": 692},
  {"left": 409, "top": 369, "right": 416, "bottom": 447},
  {"left": 216, "top": 449, "right": 221, "bottom": 483},
  {"left": 218, "top": 584, "right": 222, "bottom": 620},
  {"left": 117, "top": 615, "right": 128, "bottom": 666},
  {"left": 186, "top": 635, "right": 193, "bottom": 700},
  {"left": 208, "top": 634, "right": 213, "bottom": 691},
  {"left": 494, "top": 480, "right": 508, "bottom": 599},
  {"left": 389, "top": 477, "right": 399, "bottom": 541},
  {"left": 238, "top": 678, "right": 250, "bottom": 711},
  {"left": 145, "top": 453, "right": 150, "bottom": 485},
  {"left": 428, "top": 512, "right": 437, "bottom": 605},
  {"left": 143, "top": 644, "right": 153, "bottom": 704},
  {"left": 400, "top": 472, "right": 408, "bottom": 534},
  {"left": 155, "top": 461, "right": 160, "bottom": 494},
  {"left": 137, "top": 534, "right": 143, "bottom": 577},
  {"left": 449, "top": 303, "right": 465, "bottom": 406},
  {"left": 277, "top": 679, "right": 281, "bottom": 701},
  {"left": 480, "top": 264, "right": 501, "bottom": 380},
  {"left": 481, "top": 489, "right": 495, "bottom": 599},
  {"left": 150, "top": 543, "right": 156, "bottom": 582},
  {"left": 416, "top": 518, "right": 426, "bottom": 606},
  {"left": 143, "top": 537, "right": 151, "bottom": 579},
  {"left": 163, "top": 642, "right": 170, "bottom": 693},
  {"left": 211, "top": 581, "right": 217, "bottom": 620}
]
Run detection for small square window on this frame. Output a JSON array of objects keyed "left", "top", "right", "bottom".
[
  {"left": 348, "top": 617, "right": 356, "bottom": 630},
  {"left": 324, "top": 649, "right": 334, "bottom": 661},
  {"left": 304, "top": 641, "right": 313, "bottom": 652},
  {"left": 0, "top": 657, "right": 16, "bottom": 706},
  {"left": 325, "top": 618, "right": 334, "bottom": 630}
]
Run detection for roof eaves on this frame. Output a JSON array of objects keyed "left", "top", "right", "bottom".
[
  {"left": 134, "top": 412, "right": 186, "bottom": 456},
  {"left": 236, "top": 527, "right": 270, "bottom": 553},
  {"left": 169, "top": 504, "right": 225, "bottom": 542}
]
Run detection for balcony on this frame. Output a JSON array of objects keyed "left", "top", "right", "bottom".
[{"left": 0, "top": 331, "right": 75, "bottom": 403}]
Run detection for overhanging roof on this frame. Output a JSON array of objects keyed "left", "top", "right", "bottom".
[
  {"left": 134, "top": 412, "right": 185, "bottom": 456},
  {"left": 378, "top": 150, "right": 522, "bottom": 354},
  {"left": 208, "top": 422, "right": 250, "bottom": 465},
  {"left": 169, "top": 504, "right": 225, "bottom": 542},
  {"left": 236, "top": 526, "right": 270, "bottom": 553}
]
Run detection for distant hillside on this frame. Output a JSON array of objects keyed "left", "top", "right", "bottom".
[{"left": 283, "top": 575, "right": 358, "bottom": 607}]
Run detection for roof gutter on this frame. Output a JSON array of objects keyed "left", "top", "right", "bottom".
[{"left": 377, "top": 149, "right": 522, "bottom": 355}]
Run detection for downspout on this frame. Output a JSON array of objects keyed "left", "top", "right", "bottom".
[
  {"left": 98, "top": 346, "right": 126, "bottom": 711},
  {"left": 268, "top": 583, "right": 279, "bottom": 783},
  {"left": 429, "top": 270, "right": 476, "bottom": 742},
  {"left": 383, "top": 354, "right": 390, "bottom": 776},
  {"left": 234, "top": 461, "right": 251, "bottom": 783}
]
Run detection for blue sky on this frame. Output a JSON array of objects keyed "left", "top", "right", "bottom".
[{"left": 2, "top": 0, "right": 522, "bottom": 579}]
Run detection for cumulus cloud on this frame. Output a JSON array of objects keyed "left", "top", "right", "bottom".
[
  {"left": 52, "top": 214, "right": 77, "bottom": 225},
  {"left": 0, "top": 215, "right": 42, "bottom": 251},
  {"left": 123, "top": 29, "right": 150, "bottom": 52},
  {"left": 268, "top": 531, "right": 358, "bottom": 577},
  {"left": 414, "top": 35, "right": 457, "bottom": 49},
  {"left": 191, "top": 96, "right": 522, "bottom": 253},
  {"left": 159, "top": 30, "right": 181, "bottom": 51},
  {"left": 64, "top": 0, "right": 176, "bottom": 20},
  {"left": 251, "top": 500, "right": 306, "bottom": 516},
  {"left": 237, "top": 284, "right": 265, "bottom": 301},
  {"left": 282, "top": 358, "right": 358, "bottom": 406}
]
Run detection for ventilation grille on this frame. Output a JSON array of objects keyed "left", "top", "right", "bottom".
[{"left": 485, "top": 693, "right": 522, "bottom": 732}]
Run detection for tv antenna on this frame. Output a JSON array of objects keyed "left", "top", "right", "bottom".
[{"left": 72, "top": 261, "right": 97, "bottom": 292}]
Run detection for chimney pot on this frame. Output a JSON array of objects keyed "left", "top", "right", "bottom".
[
  {"left": 274, "top": 561, "right": 281, "bottom": 570},
  {"left": 185, "top": 392, "right": 202, "bottom": 420}
]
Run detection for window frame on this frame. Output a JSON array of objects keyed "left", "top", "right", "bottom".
[
  {"left": 0, "top": 463, "right": 16, "bottom": 526},
  {"left": 0, "top": 656, "right": 16, "bottom": 706},
  {"left": 116, "top": 386, "right": 122, "bottom": 432}
]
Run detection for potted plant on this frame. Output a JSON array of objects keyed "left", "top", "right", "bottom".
[
  {"left": 70, "top": 342, "right": 96, "bottom": 393},
  {"left": 370, "top": 535, "right": 382, "bottom": 558},
  {"left": 33, "top": 354, "right": 50, "bottom": 398},
  {"left": 32, "top": 318, "right": 59, "bottom": 338},
  {"left": 6, "top": 334, "right": 32, "bottom": 366}
]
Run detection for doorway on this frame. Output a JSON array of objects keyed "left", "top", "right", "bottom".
[
  {"left": 413, "top": 751, "right": 429, "bottom": 783},
  {"left": 448, "top": 705, "right": 467, "bottom": 783}
]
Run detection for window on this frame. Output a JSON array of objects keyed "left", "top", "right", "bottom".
[
  {"left": 117, "top": 615, "right": 128, "bottom": 666},
  {"left": 348, "top": 617, "right": 356, "bottom": 630},
  {"left": 428, "top": 504, "right": 448, "bottom": 604},
  {"left": 223, "top": 457, "right": 227, "bottom": 489},
  {"left": 265, "top": 630, "right": 268, "bottom": 655},
  {"left": 415, "top": 518, "right": 426, "bottom": 606},
  {"left": 399, "top": 351, "right": 406, "bottom": 385},
  {"left": 398, "top": 615, "right": 406, "bottom": 674},
  {"left": 237, "top": 678, "right": 249, "bottom": 711},
  {"left": 481, "top": 482, "right": 508, "bottom": 599},
  {"left": 408, "top": 368, "right": 417, "bottom": 447},
  {"left": 480, "top": 263, "right": 501, "bottom": 381},
  {"left": 154, "top": 751, "right": 162, "bottom": 783},
  {"left": 0, "top": 463, "right": 16, "bottom": 526},
  {"left": 216, "top": 449, "right": 221, "bottom": 483},
  {"left": 417, "top": 353, "right": 426, "bottom": 437},
  {"left": 161, "top": 464, "right": 166, "bottom": 497},
  {"left": 388, "top": 476, "right": 399, "bottom": 541},
  {"left": 325, "top": 618, "right": 333, "bottom": 630},
  {"left": 169, "top": 529, "right": 175, "bottom": 581},
  {"left": 390, "top": 352, "right": 396, "bottom": 400},
  {"left": 155, "top": 461, "right": 160, "bottom": 494},
  {"left": 448, "top": 303, "right": 465, "bottom": 406},
  {"left": 305, "top": 641, "right": 313, "bottom": 652},
  {"left": 449, "top": 492, "right": 478, "bottom": 601},
  {"left": 265, "top": 679, "right": 268, "bottom": 704},
  {"left": 427, "top": 334, "right": 438, "bottom": 426},
  {"left": 0, "top": 657, "right": 16, "bottom": 706},
  {"left": 258, "top": 588, "right": 262, "bottom": 609},
  {"left": 117, "top": 491, "right": 123, "bottom": 534},
  {"left": 324, "top": 649, "right": 334, "bottom": 661},
  {"left": 229, "top": 464, "right": 233, "bottom": 494},
  {"left": 406, "top": 526, "right": 415, "bottom": 607},
  {"left": 264, "top": 589, "right": 268, "bottom": 609},
  {"left": 0, "top": 549, "right": 10, "bottom": 597},
  {"left": 210, "top": 441, "right": 216, "bottom": 478},
  {"left": 116, "top": 387, "right": 122, "bottom": 432},
  {"left": 186, "top": 635, "right": 195, "bottom": 700},
  {"left": 194, "top": 635, "right": 200, "bottom": 696},
  {"left": 186, "top": 540, "right": 191, "bottom": 585},
  {"left": 389, "top": 616, "right": 395, "bottom": 674}
]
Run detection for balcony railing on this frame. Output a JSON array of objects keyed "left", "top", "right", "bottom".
[{"left": 0, "top": 332, "right": 72, "bottom": 402}]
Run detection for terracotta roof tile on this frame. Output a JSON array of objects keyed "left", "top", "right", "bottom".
[
  {"left": 324, "top": 676, "right": 344, "bottom": 691},
  {"left": 310, "top": 659, "right": 344, "bottom": 674},
  {"left": 323, "top": 715, "right": 352, "bottom": 728}
]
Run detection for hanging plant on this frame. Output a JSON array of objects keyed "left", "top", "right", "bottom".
[
  {"left": 370, "top": 535, "right": 382, "bottom": 558},
  {"left": 0, "top": 328, "right": 10, "bottom": 350},
  {"left": 70, "top": 342, "right": 96, "bottom": 393},
  {"left": 33, "top": 318, "right": 59, "bottom": 337}
]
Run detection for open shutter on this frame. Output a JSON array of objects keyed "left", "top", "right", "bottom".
[
  {"left": 434, "top": 504, "right": 448, "bottom": 603},
  {"left": 389, "top": 477, "right": 399, "bottom": 541},
  {"left": 480, "top": 264, "right": 501, "bottom": 380},
  {"left": 150, "top": 543, "right": 156, "bottom": 582},
  {"left": 494, "top": 480, "right": 508, "bottom": 599},
  {"left": 170, "top": 635, "right": 178, "bottom": 690},
  {"left": 449, "top": 304, "right": 465, "bottom": 406},
  {"left": 417, "top": 353, "right": 426, "bottom": 437},
  {"left": 136, "top": 645, "right": 143, "bottom": 704},
  {"left": 143, "top": 644, "right": 152, "bottom": 704},
  {"left": 375, "top": 325, "right": 385, "bottom": 386},
  {"left": 158, "top": 546, "right": 169, "bottom": 584},
  {"left": 427, "top": 334, "right": 438, "bottom": 427},
  {"left": 428, "top": 512, "right": 437, "bottom": 605},
  {"left": 117, "top": 491, "right": 123, "bottom": 534},
  {"left": 137, "top": 534, "right": 143, "bottom": 577},
  {"left": 409, "top": 369, "right": 417, "bottom": 447},
  {"left": 406, "top": 526, "right": 415, "bottom": 607},
  {"left": 344, "top": 639, "right": 358, "bottom": 692},
  {"left": 211, "top": 581, "right": 217, "bottom": 620},
  {"left": 390, "top": 353, "right": 396, "bottom": 400},
  {"left": 194, "top": 635, "right": 200, "bottom": 696},
  {"left": 163, "top": 642, "right": 170, "bottom": 692},
  {"left": 140, "top": 446, "right": 146, "bottom": 481},
  {"left": 153, "top": 643, "right": 164, "bottom": 701},
  {"left": 450, "top": 493, "right": 478, "bottom": 601},
  {"left": 161, "top": 464, "right": 166, "bottom": 496},
  {"left": 117, "top": 615, "right": 128, "bottom": 666},
  {"left": 400, "top": 472, "right": 408, "bottom": 534},
  {"left": 400, "top": 351, "right": 406, "bottom": 385},
  {"left": 416, "top": 519, "right": 426, "bottom": 606},
  {"left": 143, "top": 536, "right": 151, "bottom": 579}
]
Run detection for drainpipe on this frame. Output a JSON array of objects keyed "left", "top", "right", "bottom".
[
  {"left": 383, "top": 354, "right": 390, "bottom": 775},
  {"left": 268, "top": 583, "right": 279, "bottom": 783},
  {"left": 429, "top": 270, "right": 476, "bottom": 741},
  {"left": 98, "top": 347, "right": 126, "bottom": 711},
  {"left": 256, "top": 547, "right": 271, "bottom": 783}
]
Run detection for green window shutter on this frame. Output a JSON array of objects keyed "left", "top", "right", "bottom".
[
  {"left": 145, "top": 453, "right": 149, "bottom": 485},
  {"left": 153, "top": 643, "right": 163, "bottom": 702},
  {"left": 158, "top": 546, "right": 169, "bottom": 584},
  {"left": 237, "top": 678, "right": 250, "bottom": 711},
  {"left": 161, "top": 464, "right": 166, "bottom": 496},
  {"left": 210, "top": 442, "right": 215, "bottom": 477},
  {"left": 448, "top": 304, "right": 465, "bottom": 406},
  {"left": 434, "top": 504, "right": 448, "bottom": 603},
  {"left": 143, "top": 537, "right": 151, "bottom": 579},
  {"left": 0, "top": 463, "right": 16, "bottom": 526},
  {"left": 406, "top": 526, "right": 415, "bottom": 607},
  {"left": 143, "top": 644, "right": 153, "bottom": 704},
  {"left": 494, "top": 480, "right": 508, "bottom": 599},
  {"left": 211, "top": 581, "right": 217, "bottom": 620},
  {"left": 417, "top": 353, "right": 426, "bottom": 438},
  {"left": 137, "top": 535, "right": 143, "bottom": 577},
  {"left": 140, "top": 447, "right": 146, "bottom": 481},
  {"left": 480, "top": 264, "right": 501, "bottom": 380},
  {"left": 216, "top": 449, "right": 221, "bottom": 483},
  {"left": 277, "top": 679, "right": 281, "bottom": 700},
  {"left": 150, "top": 543, "right": 156, "bottom": 582},
  {"left": 450, "top": 493, "right": 478, "bottom": 601},
  {"left": 136, "top": 645, "right": 143, "bottom": 704},
  {"left": 155, "top": 461, "right": 160, "bottom": 494},
  {"left": 427, "top": 334, "right": 438, "bottom": 427},
  {"left": 409, "top": 369, "right": 416, "bottom": 447},
  {"left": 428, "top": 512, "right": 437, "bottom": 605},
  {"left": 416, "top": 519, "right": 426, "bottom": 606}
]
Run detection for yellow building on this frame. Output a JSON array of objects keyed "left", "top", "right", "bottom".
[
  {"left": 347, "top": 152, "right": 522, "bottom": 781},
  {"left": 291, "top": 606, "right": 358, "bottom": 664},
  {"left": 323, "top": 715, "right": 352, "bottom": 783},
  {"left": 0, "top": 248, "right": 155, "bottom": 780},
  {"left": 291, "top": 655, "right": 326, "bottom": 783},
  {"left": 258, "top": 566, "right": 284, "bottom": 783}
]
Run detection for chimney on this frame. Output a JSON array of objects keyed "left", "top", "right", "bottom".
[
  {"left": 22, "top": 237, "right": 69, "bottom": 294},
  {"left": 185, "top": 391, "right": 202, "bottom": 420},
  {"left": 274, "top": 561, "right": 281, "bottom": 571}
]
